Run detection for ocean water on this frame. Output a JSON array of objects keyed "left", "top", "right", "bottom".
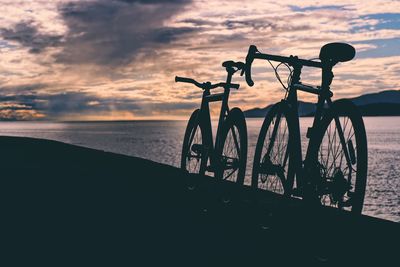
[{"left": 0, "top": 117, "right": 399, "bottom": 222}]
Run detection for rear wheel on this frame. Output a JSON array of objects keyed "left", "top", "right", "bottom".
[
  {"left": 181, "top": 109, "right": 209, "bottom": 175},
  {"left": 310, "top": 99, "right": 367, "bottom": 213},
  {"left": 215, "top": 108, "right": 247, "bottom": 185},
  {"left": 251, "top": 101, "right": 297, "bottom": 195}
]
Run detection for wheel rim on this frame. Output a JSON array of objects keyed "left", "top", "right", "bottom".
[
  {"left": 257, "top": 113, "right": 289, "bottom": 194},
  {"left": 220, "top": 125, "right": 241, "bottom": 182},
  {"left": 184, "top": 125, "right": 203, "bottom": 174},
  {"left": 317, "top": 116, "right": 358, "bottom": 210}
]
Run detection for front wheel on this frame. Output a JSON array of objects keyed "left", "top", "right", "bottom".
[
  {"left": 181, "top": 109, "right": 209, "bottom": 175},
  {"left": 251, "top": 101, "right": 297, "bottom": 195},
  {"left": 215, "top": 108, "right": 248, "bottom": 184},
  {"left": 309, "top": 99, "right": 368, "bottom": 213}
]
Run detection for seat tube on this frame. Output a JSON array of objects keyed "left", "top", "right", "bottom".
[
  {"left": 319, "top": 65, "right": 351, "bottom": 165},
  {"left": 200, "top": 89, "right": 213, "bottom": 155},
  {"left": 215, "top": 68, "right": 233, "bottom": 148},
  {"left": 287, "top": 65, "right": 303, "bottom": 187},
  {"left": 304, "top": 64, "right": 333, "bottom": 162}
]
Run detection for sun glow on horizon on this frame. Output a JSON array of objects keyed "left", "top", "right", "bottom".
[{"left": 0, "top": 0, "right": 399, "bottom": 121}]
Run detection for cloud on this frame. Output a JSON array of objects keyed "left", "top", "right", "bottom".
[
  {"left": 0, "top": 109, "right": 45, "bottom": 121},
  {"left": 55, "top": 0, "right": 194, "bottom": 66},
  {"left": 0, "top": 87, "right": 200, "bottom": 120},
  {"left": 0, "top": 21, "right": 62, "bottom": 54},
  {"left": 0, "top": 83, "right": 46, "bottom": 94},
  {"left": 1, "top": 0, "right": 400, "bottom": 120},
  {"left": 289, "top": 4, "right": 348, "bottom": 12},
  {"left": 0, "top": 91, "right": 142, "bottom": 120},
  {"left": 118, "top": 0, "right": 189, "bottom": 3}
]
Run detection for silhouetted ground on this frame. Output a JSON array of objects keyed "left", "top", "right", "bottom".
[{"left": 1, "top": 136, "right": 398, "bottom": 266}]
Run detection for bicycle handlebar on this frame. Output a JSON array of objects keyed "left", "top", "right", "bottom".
[
  {"left": 175, "top": 76, "right": 240, "bottom": 90},
  {"left": 245, "top": 45, "right": 257, "bottom": 86},
  {"left": 245, "top": 45, "right": 323, "bottom": 87},
  {"left": 175, "top": 76, "right": 200, "bottom": 86}
]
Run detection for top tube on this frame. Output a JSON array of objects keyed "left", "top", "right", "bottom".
[
  {"left": 248, "top": 45, "right": 322, "bottom": 68},
  {"left": 254, "top": 53, "right": 322, "bottom": 69},
  {"left": 245, "top": 45, "right": 323, "bottom": 86}
]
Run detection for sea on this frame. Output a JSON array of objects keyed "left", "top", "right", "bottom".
[{"left": 0, "top": 117, "right": 399, "bottom": 222}]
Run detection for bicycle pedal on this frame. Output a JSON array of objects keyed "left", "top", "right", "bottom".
[
  {"left": 339, "top": 198, "right": 353, "bottom": 208},
  {"left": 291, "top": 187, "right": 303, "bottom": 197},
  {"left": 206, "top": 165, "right": 215, "bottom": 172},
  {"left": 191, "top": 144, "right": 204, "bottom": 154}
]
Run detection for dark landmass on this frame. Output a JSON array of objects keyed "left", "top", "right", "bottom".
[
  {"left": 358, "top": 103, "right": 400, "bottom": 116},
  {"left": 244, "top": 89, "right": 400, "bottom": 117},
  {"left": 1, "top": 136, "right": 398, "bottom": 266},
  {"left": 244, "top": 100, "right": 316, "bottom": 118}
]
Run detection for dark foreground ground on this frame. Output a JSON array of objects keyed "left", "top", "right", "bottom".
[{"left": 1, "top": 136, "right": 398, "bottom": 266}]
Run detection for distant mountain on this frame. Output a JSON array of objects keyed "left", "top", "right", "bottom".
[
  {"left": 244, "top": 101, "right": 316, "bottom": 118},
  {"left": 243, "top": 105, "right": 273, "bottom": 118},
  {"left": 358, "top": 103, "right": 400, "bottom": 116},
  {"left": 349, "top": 90, "right": 400, "bottom": 106},
  {"left": 244, "top": 90, "right": 400, "bottom": 117}
]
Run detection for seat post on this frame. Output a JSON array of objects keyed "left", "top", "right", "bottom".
[{"left": 321, "top": 63, "right": 334, "bottom": 90}]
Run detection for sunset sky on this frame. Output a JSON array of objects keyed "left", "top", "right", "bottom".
[{"left": 0, "top": 0, "right": 399, "bottom": 120}]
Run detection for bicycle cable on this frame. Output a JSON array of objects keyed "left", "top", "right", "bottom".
[
  {"left": 266, "top": 60, "right": 293, "bottom": 99},
  {"left": 266, "top": 57, "right": 322, "bottom": 99}
]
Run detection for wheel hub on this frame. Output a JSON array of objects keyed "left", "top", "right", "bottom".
[
  {"left": 221, "top": 156, "right": 239, "bottom": 170},
  {"left": 191, "top": 143, "right": 203, "bottom": 155},
  {"left": 259, "top": 156, "right": 285, "bottom": 183},
  {"left": 330, "top": 168, "right": 350, "bottom": 203}
]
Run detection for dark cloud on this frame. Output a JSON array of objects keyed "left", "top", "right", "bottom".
[
  {"left": 0, "top": 109, "right": 43, "bottom": 121},
  {"left": 0, "top": 92, "right": 142, "bottom": 120},
  {"left": 0, "top": 90, "right": 199, "bottom": 120},
  {"left": 0, "top": 83, "right": 46, "bottom": 94},
  {"left": 224, "top": 19, "right": 274, "bottom": 31},
  {"left": 180, "top": 18, "right": 218, "bottom": 27},
  {"left": 148, "top": 101, "right": 197, "bottom": 111},
  {"left": 223, "top": 18, "right": 312, "bottom": 33},
  {"left": 117, "top": 0, "right": 189, "bottom": 3},
  {"left": 0, "top": 22, "right": 62, "bottom": 54},
  {"left": 0, "top": 103, "right": 32, "bottom": 111},
  {"left": 55, "top": 0, "right": 194, "bottom": 66},
  {"left": 289, "top": 5, "right": 348, "bottom": 12}
]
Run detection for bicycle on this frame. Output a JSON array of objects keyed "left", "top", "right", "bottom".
[
  {"left": 245, "top": 43, "right": 368, "bottom": 213},
  {"left": 175, "top": 61, "right": 248, "bottom": 184}
]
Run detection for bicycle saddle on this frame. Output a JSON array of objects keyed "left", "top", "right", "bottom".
[
  {"left": 222, "top": 60, "right": 245, "bottom": 69},
  {"left": 319, "top": 43, "right": 355, "bottom": 64}
]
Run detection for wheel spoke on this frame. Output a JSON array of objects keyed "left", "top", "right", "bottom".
[
  {"left": 183, "top": 122, "right": 204, "bottom": 175},
  {"left": 256, "top": 108, "right": 289, "bottom": 195},
  {"left": 316, "top": 103, "right": 366, "bottom": 213},
  {"left": 221, "top": 124, "right": 242, "bottom": 183}
]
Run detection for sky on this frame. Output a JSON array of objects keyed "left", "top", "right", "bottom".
[{"left": 0, "top": 0, "right": 399, "bottom": 121}]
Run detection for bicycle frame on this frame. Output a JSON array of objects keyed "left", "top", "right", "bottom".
[
  {"left": 182, "top": 64, "right": 242, "bottom": 173},
  {"left": 247, "top": 48, "right": 354, "bottom": 191},
  {"left": 293, "top": 68, "right": 353, "bottom": 190}
]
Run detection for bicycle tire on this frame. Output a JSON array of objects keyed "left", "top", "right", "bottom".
[
  {"left": 215, "top": 108, "right": 248, "bottom": 184},
  {"left": 181, "top": 109, "right": 209, "bottom": 176},
  {"left": 251, "top": 101, "right": 297, "bottom": 195},
  {"left": 309, "top": 99, "right": 367, "bottom": 213}
]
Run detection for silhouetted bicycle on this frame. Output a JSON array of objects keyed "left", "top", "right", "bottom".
[
  {"left": 245, "top": 43, "right": 367, "bottom": 213},
  {"left": 176, "top": 61, "right": 247, "bottom": 184}
]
